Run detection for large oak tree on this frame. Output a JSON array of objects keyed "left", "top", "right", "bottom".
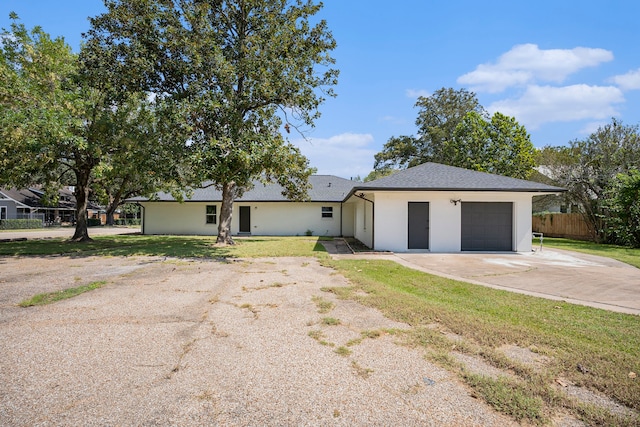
[
  {"left": 0, "top": 18, "right": 114, "bottom": 241},
  {"left": 373, "top": 87, "right": 535, "bottom": 179},
  {"left": 0, "top": 17, "right": 183, "bottom": 241},
  {"left": 82, "top": 0, "right": 338, "bottom": 244}
]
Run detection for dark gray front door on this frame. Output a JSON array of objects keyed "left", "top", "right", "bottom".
[
  {"left": 408, "top": 202, "right": 429, "bottom": 249},
  {"left": 461, "top": 202, "right": 513, "bottom": 251},
  {"left": 239, "top": 206, "right": 251, "bottom": 233}
]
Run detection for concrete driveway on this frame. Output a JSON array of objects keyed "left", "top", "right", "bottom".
[{"left": 389, "top": 250, "right": 640, "bottom": 315}]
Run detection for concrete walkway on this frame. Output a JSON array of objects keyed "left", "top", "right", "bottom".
[{"left": 323, "top": 240, "right": 640, "bottom": 316}]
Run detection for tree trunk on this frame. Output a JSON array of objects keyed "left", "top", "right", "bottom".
[
  {"left": 105, "top": 194, "right": 119, "bottom": 226},
  {"left": 71, "top": 170, "right": 93, "bottom": 242},
  {"left": 217, "top": 181, "right": 236, "bottom": 245}
]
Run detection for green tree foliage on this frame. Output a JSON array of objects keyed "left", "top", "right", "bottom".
[
  {"left": 0, "top": 18, "right": 99, "bottom": 241},
  {"left": 445, "top": 111, "right": 535, "bottom": 179},
  {"left": 539, "top": 119, "right": 640, "bottom": 242},
  {"left": 82, "top": 0, "right": 338, "bottom": 244},
  {"left": 603, "top": 169, "right": 640, "bottom": 247},
  {"left": 373, "top": 87, "right": 534, "bottom": 179},
  {"left": 91, "top": 95, "right": 190, "bottom": 225},
  {"left": 363, "top": 168, "right": 397, "bottom": 182},
  {"left": 0, "top": 17, "right": 181, "bottom": 241},
  {"left": 375, "top": 88, "right": 484, "bottom": 169}
]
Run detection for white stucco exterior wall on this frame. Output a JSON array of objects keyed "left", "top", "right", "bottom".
[
  {"left": 371, "top": 191, "right": 534, "bottom": 253},
  {"left": 140, "top": 201, "right": 344, "bottom": 236},
  {"left": 349, "top": 197, "right": 373, "bottom": 248},
  {"left": 341, "top": 203, "right": 355, "bottom": 237}
]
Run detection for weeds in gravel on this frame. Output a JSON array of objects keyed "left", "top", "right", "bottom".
[
  {"left": 321, "top": 317, "right": 341, "bottom": 326},
  {"left": 465, "top": 374, "right": 547, "bottom": 424},
  {"left": 346, "top": 330, "right": 383, "bottom": 347},
  {"left": 239, "top": 303, "right": 259, "bottom": 318},
  {"left": 308, "top": 330, "right": 333, "bottom": 346},
  {"left": 19, "top": 281, "right": 107, "bottom": 307},
  {"left": 323, "top": 258, "right": 640, "bottom": 426},
  {"left": 351, "top": 360, "right": 374, "bottom": 378},
  {"left": 312, "top": 295, "right": 335, "bottom": 313},
  {"left": 334, "top": 346, "right": 351, "bottom": 356}
]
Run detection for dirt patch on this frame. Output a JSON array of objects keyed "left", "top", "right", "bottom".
[{"left": 499, "top": 344, "right": 550, "bottom": 368}]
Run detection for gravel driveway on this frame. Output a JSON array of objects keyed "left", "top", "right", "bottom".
[{"left": 0, "top": 255, "right": 517, "bottom": 426}]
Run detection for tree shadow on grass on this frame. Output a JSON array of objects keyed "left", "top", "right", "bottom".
[{"left": 0, "top": 235, "right": 330, "bottom": 259}]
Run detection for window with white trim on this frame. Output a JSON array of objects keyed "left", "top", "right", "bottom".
[
  {"left": 321, "top": 206, "right": 333, "bottom": 218},
  {"left": 0, "top": 206, "right": 6, "bottom": 220},
  {"left": 206, "top": 205, "right": 217, "bottom": 224}
]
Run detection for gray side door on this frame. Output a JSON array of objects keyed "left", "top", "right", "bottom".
[
  {"left": 408, "top": 202, "right": 429, "bottom": 250},
  {"left": 461, "top": 202, "right": 513, "bottom": 251},
  {"left": 239, "top": 206, "right": 251, "bottom": 233}
]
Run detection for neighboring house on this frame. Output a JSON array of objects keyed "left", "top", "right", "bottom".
[
  {"left": 0, "top": 187, "right": 76, "bottom": 223},
  {"left": 0, "top": 187, "right": 105, "bottom": 224},
  {"left": 132, "top": 162, "right": 564, "bottom": 253},
  {"left": 530, "top": 168, "right": 574, "bottom": 214}
]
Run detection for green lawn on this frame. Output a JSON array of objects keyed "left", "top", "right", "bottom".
[
  {"left": 322, "top": 258, "right": 640, "bottom": 425},
  {"left": 0, "top": 234, "right": 329, "bottom": 258},
  {"left": 540, "top": 237, "right": 640, "bottom": 269}
]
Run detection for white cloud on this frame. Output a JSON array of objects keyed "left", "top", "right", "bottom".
[
  {"left": 291, "top": 133, "right": 377, "bottom": 178},
  {"left": 488, "top": 84, "right": 624, "bottom": 128},
  {"left": 405, "top": 89, "right": 430, "bottom": 98},
  {"left": 609, "top": 68, "right": 640, "bottom": 90},
  {"left": 458, "top": 44, "right": 614, "bottom": 93}
]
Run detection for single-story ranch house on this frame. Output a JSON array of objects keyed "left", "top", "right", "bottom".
[{"left": 132, "top": 162, "right": 565, "bottom": 253}]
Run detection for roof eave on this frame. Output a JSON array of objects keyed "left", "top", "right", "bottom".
[{"left": 344, "top": 186, "right": 566, "bottom": 201}]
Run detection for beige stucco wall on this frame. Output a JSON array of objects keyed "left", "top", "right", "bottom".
[
  {"left": 141, "top": 191, "right": 536, "bottom": 252},
  {"left": 347, "top": 196, "right": 373, "bottom": 248},
  {"left": 371, "top": 191, "right": 534, "bottom": 253},
  {"left": 140, "top": 201, "right": 343, "bottom": 236}
]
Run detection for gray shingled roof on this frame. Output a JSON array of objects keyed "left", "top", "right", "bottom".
[
  {"left": 133, "top": 175, "right": 357, "bottom": 202},
  {"left": 348, "top": 162, "right": 565, "bottom": 195},
  {"left": 131, "top": 163, "right": 565, "bottom": 203}
]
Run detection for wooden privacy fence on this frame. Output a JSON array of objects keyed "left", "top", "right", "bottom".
[{"left": 532, "top": 213, "right": 593, "bottom": 240}]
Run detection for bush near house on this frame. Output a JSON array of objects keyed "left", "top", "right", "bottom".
[
  {"left": 114, "top": 219, "right": 141, "bottom": 226},
  {"left": 87, "top": 218, "right": 102, "bottom": 227},
  {"left": 0, "top": 219, "right": 43, "bottom": 230}
]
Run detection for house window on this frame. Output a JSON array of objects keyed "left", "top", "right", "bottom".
[
  {"left": 206, "top": 205, "right": 217, "bottom": 224},
  {"left": 321, "top": 206, "right": 333, "bottom": 218},
  {"left": 0, "top": 206, "right": 6, "bottom": 220}
]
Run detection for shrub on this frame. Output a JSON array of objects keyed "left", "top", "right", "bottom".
[
  {"left": 87, "top": 218, "right": 102, "bottom": 227},
  {"left": 0, "top": 219, "right": 43, "bottom": 230},
  {"left": 114, "top": 219, "right": 140, "bottom": 226}
]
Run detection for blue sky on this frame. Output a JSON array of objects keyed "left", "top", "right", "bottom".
[{"left": 3, "top": 1, "right": 640, "bottom": 178}]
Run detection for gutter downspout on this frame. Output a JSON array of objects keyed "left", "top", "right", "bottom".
[
  {"left": 354, "top": 193, "right": 374, "bottom": 250},
  {"left": 136, "top": 203, "right": 145, "bottom": 235},
  {"left": 339, "top": 202, "right": 343, "bottom": 237}
]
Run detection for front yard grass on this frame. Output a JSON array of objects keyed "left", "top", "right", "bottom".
[
  {"left": 0, "top": 235, "right": 329, "bottom": 258},
  {"left": 323, "top": 258, "right": 640, "bottom": 426}
]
